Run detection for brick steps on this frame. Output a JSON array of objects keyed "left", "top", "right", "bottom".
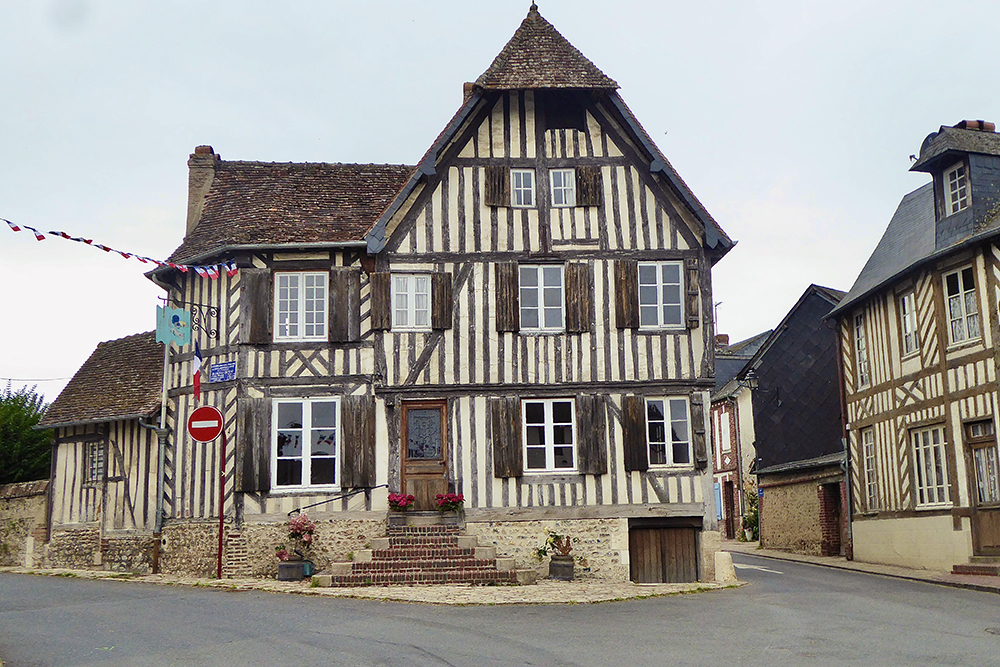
[
  {"left": 314, "top": 516, "right": 533, "bottom": 587},
  {"left": 952, "top": 562, "right": 1000, "bottom": 576}
]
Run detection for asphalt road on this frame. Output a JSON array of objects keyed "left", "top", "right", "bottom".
[{"left": 2, "top": 554, "right": 999, "bottom": 666}]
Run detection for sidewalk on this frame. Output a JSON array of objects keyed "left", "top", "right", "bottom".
[{"left": 723, "top": 539, "right": 1000, "bottom": 595}]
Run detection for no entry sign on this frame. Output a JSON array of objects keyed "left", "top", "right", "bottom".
[{"left": 187, "top": 405, "right": 224, "bottom": 442}]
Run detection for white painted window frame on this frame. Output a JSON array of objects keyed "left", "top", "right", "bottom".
[
  {"left": 899, "top": 290, "right": 918, "bottom": 357},
  {"left": 511, "top": 169, "right": 535, "bottom": 208},
  {"left": 272, "top": 397, "right": 340, "bottom": 490},
  {"left": 637, "top": 261, "right": 684, "bottom": 329},
  {"left": 274, "top": 271, "right": 327, "bottom": 342},
  {"left": 943, "top": 266, "right": 981, "bottom": 345},
  {"left": 862, "top": 427, "right": 879, "bottom": 512},
  {"left": 944, "top": 161, "right": 969, "bottom": 216},
  {"left": 854, "top": 312, "right": 871, "bottom": 388},
  {"left": 549, "top": 168, "right": 576, "bottom": 207},
  {"left": 518, "top": 264, "right": 565, "bottom": 332},
  {"left": 391, "top": 274, "right": 431, "bottom": 330},
  {"left": 911, "top": 425, "right": 950, "bottom": 508},
  {"left": 522, "top": 398, "right": 577, "bottom": 472},
  {"left": 646, "top": 397, "right": 693, "bottom": 467}
]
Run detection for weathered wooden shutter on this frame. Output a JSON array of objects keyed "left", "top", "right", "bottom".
[
  {"left": 240, "top": 268, "right": 272, "bottom": 344},
  {"left": 329, "top": 267, "right": 361, "bottom": 342},
  {"left": 490, "top": 396, "right": 522, "bottom": 478},
  {"left": 431, "top": 272, "right": 453, "bottom": 330},
  {"left": 484, "top": 165, "right": 510, "bottom": 207},
  {"left": 235, "top": 397, "right": 270, "bottom": 492},
  {"left": 495, "top": 262, "right": 520, "bottom": 332},
  {"left": 690, "top": 393, "right": 708, "bottom": 470},
  {"left": 564, "top": 262, "right": 592, "bottom": 333},
  {"left": 685, "top": 257, "right": 700, "bottom": 329},
  {"left": 615, "top": 259, "right": 639, "bottom": 329},
  {"left": 622, "top": 394, "right": 648, "bottom": 472},
  {"left": 575, "top": 165, "right": 604, "bottom": 207},
  {"left": 369, "top": 272, "right": 391, "bottom": 331},
  {"left": 341, "top": 394, "right": 376, "bottom": 488},
  {"left": 575, "top": 394, "right": 607, "bottom": 475}
]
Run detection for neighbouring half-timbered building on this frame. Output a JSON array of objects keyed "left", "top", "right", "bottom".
[
  {"left": 44, "top": 6, "right": 733, "bottom": 582},
  {"left": 830, "top": 120, "right": 1000, "bottom": 573}
]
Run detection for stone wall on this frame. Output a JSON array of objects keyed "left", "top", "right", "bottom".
[
  {"left": 48, "top": 526, "right": 101, "bottom": 568},
  {"left": 0, "top": 481, "right": 49, "bottom": 567},
  {"left": 759, "top": 467, "right": 842, "bottom": 555},
  {"left": 101, "top": 533, "right": 156, "bottom": 573}
]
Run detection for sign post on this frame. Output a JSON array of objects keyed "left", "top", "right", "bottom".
[{"left": 187, "top": 406, "right": 226, "bottom": 578}]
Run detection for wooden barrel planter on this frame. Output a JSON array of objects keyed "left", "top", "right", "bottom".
[{"left": 548, "top": 554, "right": 575, "bottom": 581}]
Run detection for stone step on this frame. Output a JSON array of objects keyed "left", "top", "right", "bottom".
[
  {"left": 367, "top": 545, "right": 495, "bottom": 561},
  {"left": 386, "top": 524, "right": 462, "bottom": 536},
  {"left": 952, "top": 562, "right": 1000, "bottom": 576},
  {"left": 351, "top": 557, "right": 499, "bottom": 572},
  {"left": 318, "top": 569, "right": 519, "bottom": 587},
  {"left": 375, "top": 535, "right": 475, "bottom": 549}
]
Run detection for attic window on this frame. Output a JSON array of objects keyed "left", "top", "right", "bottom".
[
  {"left": 539, "top": 90, "right": 587, "bottom": 132},
  {"left": 944, "top": 162, "right": 969, "bottom": 216}
]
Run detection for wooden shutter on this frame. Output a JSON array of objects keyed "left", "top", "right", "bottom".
[
  {"left": 622, "top": 394, "right": 648, "bottom": 472},
  {"left": 686, "top": 257, "right": 700, "bottom": 329},
  {"left": 495, "top": 262, "right": 520, "bottom": 332},
  {"left": 329, "top": 268, "right": 360, "bottom": 342},
  {"left": 341, "top": 394, "right": 376, "bottom": 488},
  {"left": 575, "top": 394, "right": 607, "bottom": 475},
  {"left": 369, "top": 272, "right": 391, "bottom": 331},
  {"left": 690, "top": 393, "right": 708, "bottom": 470},
  {"left": 240, "top": 268, "right": 271, "bottom": 344},
  {"left": 490, "top": 396, "right": 522, "bottom": 478},
  {"left": 615, "top": 259, "right": 639, "bottom": 329},
  {"left": 484, "top": 165, "right": 510, "bottom": 207},
  {"left": 235, "top": 397, "right": 270, "bottom": 492},
  {"left": 431, "top": 272, "right": 453, "bottom": 330},
  {"left": 575, "top": 165, "right": 604, "bottom": 207},
  {"left": 564, "top": 262, "right": 592, "bottom": 333}
]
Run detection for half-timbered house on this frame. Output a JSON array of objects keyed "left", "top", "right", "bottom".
[
  {"left": 47, "top": 5, "right": 733, "bottom": 582},
  {"left": 37, "top": 331, "right": 163, "bottom": 571},
  {"left": 830, "top": 120, "right": 1000, "bottom": 573}
]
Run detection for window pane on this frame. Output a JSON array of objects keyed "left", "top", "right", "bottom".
[
  {"left": 310, "top": 457, "right": 336, "bottom": 485},
  {"left": 542, "top": 266, "right": 561, "bottom": 286},
  {"left": 638, "top": 264, "right": 657, "bottom": 285},
  {"left": 312, "top": 402, "right": 337, "bottom": 428},
  {"left": 407, "top": 409, "right": 442, "bottom": 460},
  {"left": 543, "top": 307, "right": 562, "bottom": 328},
  {"left": 311, "top": 430, "right": 337, "bottom": 456},
  {"left": 552, "top": 401, "right": 572, "bottom": 423},
  {"left": 553, "top": 447, "right": 573, "bottom": 468},
  {"left": 525, "top": 402, "right": 545, "bottom": 424},
  {"left": 526, "top": 426, "right": 545, "bottom": 446},
  {"left": 669, "top": 399, "right": 687, "bottom": 421},
  {"left": 639, "top": 285, "right": 658, "bottom": 306},
  {"left": 647, "top": 400, "right": 665, "bottom": 422},
  {"left": 277, "top": 403, "right": 302, "bottom": 429},
  {"left": 520, "top": 267, "right": 538, "bottom": 286},
  {"left": 277, "top": 432, "right": 302, "bottom": 457},
  {"left": 649, "top": 443, "right": 666, "bottom": 466},
  {"left": 946, "top": 272, "right": 959, "bottom": 296},
  {"left": 520, "top": 286, "right": 538, "bottom": 308},
  {"left": 673, "top": 442, "right": 691, "bottom": 464},
  {"left": 639, "top": 305, "right": 658, "bottom": 326},
  {"left": 277, "top": 459, "right": 302, "bottom": 486},
  {"left": 527, "top": 448, "right": 546, "bottom": 469},
  {"left": 663, "top": 304, "right": 682, "bottom": 326},
  {"left": 521, "top": 309, "right": 539, "bottom": 329},
  {"left": 661, "top": 263, "right": 680, "bottom": 284},
  {"left": 663, "top": 283, "right": 681, "bottom": 304},
  {"left": 648, "top": 422, "right": 665, "bottom": 445},
  {"left": 553, "top": 425, "right": 573, "bottom": 445}
]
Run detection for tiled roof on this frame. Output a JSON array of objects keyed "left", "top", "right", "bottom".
[
  {"left": 713, "top": 330, "right": 772, "bottom": 396},
  {"left": 169, "top": 161, "right": 414, "bottom": 263},
  {"left": 39, "top": 332, "right": 163, "bottom": 428},
  {"left": 912, "top": 124, "right": 1000, "bottom": 172},
  {"left": 475, "top": 5, "right": 618, "bottom": 90}
]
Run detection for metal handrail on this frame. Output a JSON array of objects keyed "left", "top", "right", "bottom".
[{"left": 287, "top": 484, "right": 388, "bottom": 516}]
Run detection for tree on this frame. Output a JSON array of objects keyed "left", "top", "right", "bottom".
[{"left": 0, "top": 383, "right": 52, "bottom": 484}]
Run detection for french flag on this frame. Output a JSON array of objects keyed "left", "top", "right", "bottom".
[{"left": 192, "top": 340, "right": 203, "bottom": 404}]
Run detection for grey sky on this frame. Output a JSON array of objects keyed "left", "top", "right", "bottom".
[{"left": 2, "top": 0, "right": 998, "bottom": 402}]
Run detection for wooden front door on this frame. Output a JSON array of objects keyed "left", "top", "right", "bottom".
[
  {"left": 401, "top": 401, "right": 449, "bottom": 510},
  {"left": 628, "top": 520, "right": 699, "bottom": 583},
  {"left": 967, "top": 420, "right": 1000, "bottom": 555}
]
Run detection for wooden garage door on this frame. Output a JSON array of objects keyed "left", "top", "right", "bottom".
[{"left": 629, "top": 526, "right": 698, "bottom": 583}]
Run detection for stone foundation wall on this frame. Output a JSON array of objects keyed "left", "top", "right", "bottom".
[
  {"left": 48, "top": 526, "right": 101, "bottom": 568},
  {"left": 101, "top": 533, "right": 156, "bottom": 573},
  {"left": 465, "top": 518, "right": 631, "bottom": 580},
  {"left": 0, "top": 481, "right": 49, "bottom": 567}
]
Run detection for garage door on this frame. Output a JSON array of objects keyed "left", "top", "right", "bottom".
[{"left": 629, "top": 526, "right": 698, "bottom": 583}]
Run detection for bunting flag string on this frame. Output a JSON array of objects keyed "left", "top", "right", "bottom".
[{"left": 4, "top": 217, "right": 238, "bottom": 279}]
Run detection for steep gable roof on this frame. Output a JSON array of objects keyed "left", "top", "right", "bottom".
[
  {"left": 168, "top": 161, "right": 413, "bottom": 264},
  {"left": 475, "top": 4, "right": 618, "bottom": 90},
  {"left": 39, "top": 331, "right": 163, "bottom": 429}
]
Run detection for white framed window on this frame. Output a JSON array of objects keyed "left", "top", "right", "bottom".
[
  {"left": 854, "top": 312, "right": 871, "bottom": 388},
  {"left": 646, "top": 397, "right": 692, "bottom": 466},
  {"left": 274, "top": 272, "right": 327, "bottom": 341},
  {"left": 944, "top": 266, "right": 980, "bottom": 345},
  {"left": 391, "top": 274, "right": 431, "bottom": 330},
  {"left": 522, "top": 398, "right": 576, "bottom": 472},
  {"left": 550, "top": 169, "right": 576, "bottom": 207},
  {"left": 899, "top": 290, "right": 918, "bottom": 357},
  {"left": 944, "top": 162, "right": 969, "bottom": 216},
  {"left": 862, "top": 428, "right": 879, "bottom": 512},
  {"left": 519, "top": 265, "right": 564, "bottom": 331},
  {"left": 511, "top": 169, "right": 535, "bottom": 207},
  {"left": 87, "top": 442, "right": 104, "bottom": 482},
  {"left": 638, "top": 261, "right": 684, "bottom": 328},
  {"left": 912, "top": 425, "right": 949, "bottom": 507},
  {"left": 273, "top": 398, "right": 339, "bottom": 489}
]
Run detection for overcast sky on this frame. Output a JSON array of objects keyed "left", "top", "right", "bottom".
[{"left": 3, "top": 0, "right": 999, "bottom": 403}]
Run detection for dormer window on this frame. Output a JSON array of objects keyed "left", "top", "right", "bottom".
[{"left": 944, "top": 162, "right": 969, "bottom": 216}]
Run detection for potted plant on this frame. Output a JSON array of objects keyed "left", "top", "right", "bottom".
[
  {"left": 435, "top": 492, "right": 464, "bottom": 512},
  {"left": 388, "top": 492, "right": 416, "bottom": 511},
  {"left": 535, "top": 530, "right": 575, "bottom": 580},
  {"left": 275, "top": 513, "right": 316, "bottom": 581}
]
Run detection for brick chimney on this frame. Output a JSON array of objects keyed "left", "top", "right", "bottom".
[
  {"left": 463, "top": 82, "right": 476, "bottom": 102},
  {"left": 186, "top": 145, "right": 219, "bottom": 235},
  {"left": 715, "top": 334, "right": 730, "bottom": 348}
]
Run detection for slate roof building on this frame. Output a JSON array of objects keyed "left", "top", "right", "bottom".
[
  {"left": 43, "top": 5, "right": 733, "bottom": 583},
  {"left": 829, "top": 120, "right": 1000, "bottom": 572}
]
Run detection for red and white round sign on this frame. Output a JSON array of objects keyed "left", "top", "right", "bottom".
[{"left": 187, "top": 405, "right": 224, "bottom": 443}]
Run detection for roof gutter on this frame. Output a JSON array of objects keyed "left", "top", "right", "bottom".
[
  {"left": 366, "top": 89, "right": 485, "bottom": 254},
  {"left": 36, "top": 411, "right": 159, "bottom": 431}
]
